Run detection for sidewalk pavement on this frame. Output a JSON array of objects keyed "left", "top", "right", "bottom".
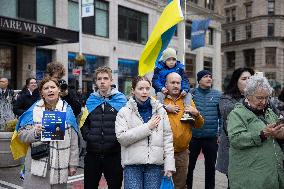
[{"left": 0, "top": 153, "right": 227, "bottom": 189}]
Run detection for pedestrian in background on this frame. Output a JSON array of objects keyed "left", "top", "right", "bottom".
[
  {"left": 80, "top": 67, "right": 127, "bottom": 189},
  {"left": 0, "top": 77, "right": 15, "bottom": 130},
  {"left": 164, "top": 72, "right": 204, "bottom": 189},
  {"left": 187, "top": 70, "right": 222, "bottom": 189},
  {"left": 216, "top": 68, "right": 254, "bottom": 188},
  {"left": 13, "top": 77, "right": 40, "bottom": 117},
  {"left": 17, "top": 77, "right": 79, "bottom": 189},
  {"left": 227, "top": 75, "right": 284, "bottom": 189},
  {"left": 115, "top": 76, "right": 175, "bottom": 189}
]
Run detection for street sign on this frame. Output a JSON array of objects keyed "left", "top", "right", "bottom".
[
  {"left": 82, "top": 4, "right": 94, "bottom": 17},
  {"left": 72, "top": 69, "right": 81, "bottom": 76},
  {"left": 82, "top": 0, "right": 94, "bottom": 5}
]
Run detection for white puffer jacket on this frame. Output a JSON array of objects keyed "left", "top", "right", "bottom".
[{"left": 115, "top": 97, "right": 175, "bottom": 172}]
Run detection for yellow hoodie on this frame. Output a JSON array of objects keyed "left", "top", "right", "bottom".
[{"left": 164, "top": 95, "right": 204, "bottom": 153}]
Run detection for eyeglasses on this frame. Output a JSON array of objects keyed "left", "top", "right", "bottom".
[{"left": 253, "top": 95, "right": 270, "bottom": 101}]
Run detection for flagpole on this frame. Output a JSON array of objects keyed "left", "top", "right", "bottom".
[
  {"left": 78, "top": 0, "right": 83, "bottom": 91},
  {"left": 183, "top": 0, "right": 186, "bottom": 63}
]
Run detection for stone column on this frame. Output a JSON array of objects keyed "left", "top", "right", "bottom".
[
  {"left": 212, "top": 29, "right": 222, "bottom": 90},
  {"left": 108, "top": 0, "right": 118, "bottom": 85},
  {"left": 195, "top": 48, "right": 204, "bottom": 83},
  {"left": 16, "top": 45, "right": 36, "bottom": 88},
  {"left": 177, "top": 21, "right": 186, "bottom": 63}
]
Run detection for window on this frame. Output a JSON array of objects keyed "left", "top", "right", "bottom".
[
  {"left": 37, "top": 0, "right": 55, "bottom": 25},
  {"left": 68, "top": 0, "right": 79, "bottom": 31},
  {"left": 118, "top": 59, "right": 138, "bottom": 96},
  {"left": 0, "top": 0, "right": 17, "bottom": 18},
  {"left": 185, "top": 21, "right": 192, "bottom": 40},
  {"left": 190, "top": 0, "right": 198, "bottom": 3},
  {"left": 82, "top": 0, "right": 109, "bottom": 37},
  {"left": 231, "top": 8, "right": 236, "bottom": 21},
  {"left": 226, "top": 51, "right": 235, "bottom": 68},
  {"left": 68, "top": 52, "right": 105, "bottom": 101},
  {"left": 226, "top": 30, "right": 231, "bottom": 42},
  {"left": 268, "top": 23, "right": 274, "bottom": 37},
  {"left": 0, "top": 46, "right": 16, "bottom": 89},
  {"left": 118, "top": 6, "right": 148, "bottom": 44},
  {"left": 225, "top": 8, "right": 236, "bottom": 22},
  {"left": 204, "top": 57, "right": 213, "bottom": 73},
  {"left": 268, "top": 0, "right": 275, "bottom": 15},
  {"left": 231, "top": 28, "right": 236, "bottom": 41},
  {"left": 265, "top": 47, "right": 276, "bottom": 65},
  {"left": 206, "top": 28, "right": 214, "bottom": 45},
  {"left": 36, "top": 49, "right": 53, "bottom": 80},
  {"left": 18, "top": 0, "right": 36, "bottom": 21},
  {"left": 245, "top": 24, "right": 252, "bottom": 39},
  {"left": 243, "top": 49, "right": 255, "bottom": 67},
  {"left": 205, "top": 0, "right": 214, "bottom": 10},
  {"left": 185, "top": 54, "right": 196, "bottom": 79},
  {"left": 245, "top": 4, "right": 252, "bottom": 18},
  {"left": 225, "top": 9, "right": 230, "bottom": 22}
]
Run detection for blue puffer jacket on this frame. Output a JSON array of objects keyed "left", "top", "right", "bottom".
[
  {"left": 152, "top": 60, "right": 190, "bottom": 93},
  {"left": 191, "top": 87, "right": 222, "bottom": 138}
]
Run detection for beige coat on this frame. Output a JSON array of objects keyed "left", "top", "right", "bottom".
[{"left": 115, "top": 97, "right": 175, "bottom": 172}]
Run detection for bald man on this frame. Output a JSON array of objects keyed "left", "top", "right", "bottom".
[
  {"left": 163, "top": 72, "right": 204, "bottom": 189},
  {"left": 0, "top": 77, "right": 14, "bottom": 98}
]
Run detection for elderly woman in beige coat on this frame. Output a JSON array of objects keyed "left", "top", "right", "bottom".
[
  {"left": 115, "top": 76, "right": 175, "bottom": 189},
  {"left": 17, "top": 77, "right": 79, "bottom": 189}
]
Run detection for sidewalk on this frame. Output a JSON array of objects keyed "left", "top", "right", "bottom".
[{"left": 0, "top": 154, "right": 227, "bottom": 189}]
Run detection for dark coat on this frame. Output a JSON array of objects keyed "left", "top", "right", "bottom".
[
  {"left": 13, "top": 88, "right": 40, "bottom": 117},
  {"left": 81, "top": 98, "right": 121, "bottom": 155},
  {"left": 216, "top": 94, "right": 239, "bottom": 174},
  {"left": 61, "top": 88, "right": 82, "bottom": 117}
]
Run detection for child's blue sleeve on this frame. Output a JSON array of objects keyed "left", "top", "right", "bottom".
[{"left": 152, "top": 67, "right": 164, "bottom": 92}]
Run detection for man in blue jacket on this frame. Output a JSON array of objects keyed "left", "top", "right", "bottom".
[{"left": 186, "top": 70, "right": 222, "bottom": 189}]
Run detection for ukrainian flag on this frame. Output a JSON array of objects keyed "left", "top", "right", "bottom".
[
  {"left": 138, "top": 0, "right": 184, "bottom": 76},
  {"left": 10, "top": 101, "right": 78, "bottom": 160},
  {"left": 79, "top": 92, "right": 127, "bottom": 128}
]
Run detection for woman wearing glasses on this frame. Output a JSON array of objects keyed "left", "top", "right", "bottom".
[{"left": 227, "top": 75, "right": 284, "bottom": 189}]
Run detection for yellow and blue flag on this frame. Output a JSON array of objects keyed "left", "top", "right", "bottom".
[
  {"left": 79, "top": 92, "right": 127, "bottom": 128},
  {"left": 10, "top": 101, "right": 78, "bottom": 160},
  {"left": 138, "top": 0, "right": 184, "bottom": 76}
]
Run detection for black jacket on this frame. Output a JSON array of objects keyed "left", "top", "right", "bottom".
[
  {"left": 61, "top": 88, "right": 82, "bottom": 117},
  {"left": 81, "top": 99, "right": 121, "bottom": 155},
  {"left": 13, "top": 88, "right": 40, "bottom": 116}
]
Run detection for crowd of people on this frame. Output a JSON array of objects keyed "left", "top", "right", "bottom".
[{"left": 1, "top": 48, "right": 284, "bottom": 189}]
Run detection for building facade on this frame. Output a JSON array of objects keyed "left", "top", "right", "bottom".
[
  {"left": 0, "top": 0, "right": 223, "bottom": 97},
  {"left": 221, "top": 0, "right": 284, "bottom": 89}
]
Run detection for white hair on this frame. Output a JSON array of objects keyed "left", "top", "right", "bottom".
[{"left": 244, "top": 75, "right": 273, "bottom": 97}]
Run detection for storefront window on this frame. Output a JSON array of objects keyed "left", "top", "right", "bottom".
[
  {"left": 68, "top": 52, "right": 105, "bottom": 104},
  {"left": 68, "top": 0, "right": 79, "bottom": 31},
  {"left": 36, "top": 49, "right": 53, "bottom": 80},
  {"left": 118, "top": 59, "right": 138, "bottom": 96},
  {"left": 0, "top": 0, "right": 17, "bottom": 18},
  {"left": 37, "top": 0, "right": 55, "bottom": 26},
  {"left": 0, "top": 46, "right": 15, "bottom": 87}
]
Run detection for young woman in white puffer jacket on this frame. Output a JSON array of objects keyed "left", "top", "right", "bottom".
[{"left": 115, "top": 76, "right": 175, "bottom": 189}]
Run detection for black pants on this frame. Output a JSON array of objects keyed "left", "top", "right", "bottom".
[
  {"left": 84, "top": 152, "right": 123, "bottom": 189},
  {"left": 186, "top": 137, "right": 218, "bottom": 189}
]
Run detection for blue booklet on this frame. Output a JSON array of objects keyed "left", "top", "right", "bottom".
[{"left": 41, "top": 111, "right": 66, "bottom": 141}]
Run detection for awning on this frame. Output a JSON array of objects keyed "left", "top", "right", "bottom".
[{"left": 0, "top": 16, "right": 78, "bottom": 46}]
